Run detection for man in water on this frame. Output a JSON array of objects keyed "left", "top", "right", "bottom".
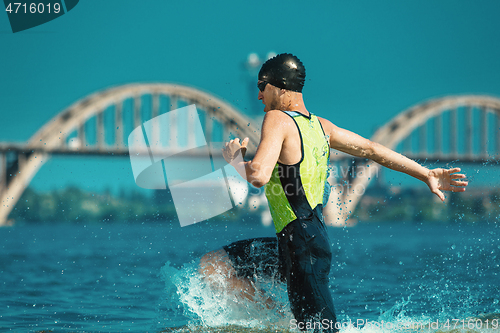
[{"left": 199, "top": 53, "right": 468, "bottom": 332}]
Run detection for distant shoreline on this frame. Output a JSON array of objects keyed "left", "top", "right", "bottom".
[{"left": 8, "top": 185, "right": 498, "bottom": 225}]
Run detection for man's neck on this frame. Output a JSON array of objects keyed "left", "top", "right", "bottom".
[{"left": 281, "top": 97, "right": 308, "bottom": 115}]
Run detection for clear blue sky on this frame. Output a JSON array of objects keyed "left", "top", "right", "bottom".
[{"left": 1, "top": 0, "right": 499, "bottom": 193}]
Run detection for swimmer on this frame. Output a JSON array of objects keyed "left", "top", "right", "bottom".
[{"left": 200, "top": 53, "right": 468, "bottom": 332}]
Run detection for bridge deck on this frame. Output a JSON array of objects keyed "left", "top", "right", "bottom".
[{"left": 0, "top": 143, "right": 497, "bottom": 163}]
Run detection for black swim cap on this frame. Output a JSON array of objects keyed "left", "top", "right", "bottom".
[{"left": 258, "top": 53, "right": 306, "bottom": 93}]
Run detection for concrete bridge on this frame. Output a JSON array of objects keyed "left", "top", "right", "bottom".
[
  {"left": 1, "top": 83, "right": 499, "bottom": 226},
  {"left": 324, "top": 95, "right": 500, "bottom": 225}
]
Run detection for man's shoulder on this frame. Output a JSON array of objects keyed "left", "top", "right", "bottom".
[
  {"left": 261, "top": 110, "right": 297, "bottom": 136},
  {"left": 262, "top": 110, "right": 295, "bottom": 124},
  {"left": 264, "top": 109, "right": 288, "bottom": 117},
  {"left": 316, "top": 116, "right": 335, "bottom": 130}
]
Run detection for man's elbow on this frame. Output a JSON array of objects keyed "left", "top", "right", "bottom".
[
  {"left": 361, "top": 141, "right": 378, "bottom": 158},
  {"left": 362, "top": 141, "right": 391, "bottom": 166},
  {"left": 248, "top": 174, "right": 270, "bottom": 188},
  {"left": 244, "top": 162, "right": 270, "bottom": 188}
]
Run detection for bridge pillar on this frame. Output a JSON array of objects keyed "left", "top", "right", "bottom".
[
  {"left": 0, "top": 154, "right": 6, "bottom": 194},
  {"left": 323, "top": 159, "right": 380, "bottom": 227},
  {"left": 0, "top": 152, "right": 48, "bottom": 226}
]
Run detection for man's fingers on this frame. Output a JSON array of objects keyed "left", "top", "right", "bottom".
[
  {"left": 450, "top": 180, "right": 468, "bottom": 187},
  {"left": 451, "top": 187, "right": 466, "bottom": 192},
  {"left": 447, "top": 167, "right": 461, "bottom": 174},
  {"left": 241, "top": 137, "right": 249, "bottom": 148},
  {"left": 240, "top": 146, "right": 247, "bottom": 158},
  {"left": 433, "top": 189, "right": 445, "bottom": 202},
  {"left": 451, "top": 173, "right": 466, "bottom": 179}
]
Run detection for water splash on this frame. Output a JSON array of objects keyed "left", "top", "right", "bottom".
[{"left": 159, "top": 261, "right": 291, "bottom": 330}]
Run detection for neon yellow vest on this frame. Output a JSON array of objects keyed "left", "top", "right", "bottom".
[{"left": 264, "top": 111, "right": 330, "bottom": 233}]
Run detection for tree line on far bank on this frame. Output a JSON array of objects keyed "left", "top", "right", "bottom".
[{"left": 9, "top": 186, "right": 499, "bottom": 224}]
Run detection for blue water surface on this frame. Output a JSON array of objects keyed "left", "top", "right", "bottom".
[{"left": 1, "top": 220, "right": 499, "bottom": 332}]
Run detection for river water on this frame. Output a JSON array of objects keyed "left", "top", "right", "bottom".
[{"left": 1, "top": 220, "right": 499, "bottom": 332}]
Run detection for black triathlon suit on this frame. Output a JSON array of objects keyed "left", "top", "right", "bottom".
[
  {"left": 223, "top": 207, "right": 337, "bottom": 332},
  {"left": 223, "top": 111, "right": 338, "bottom": 332}
]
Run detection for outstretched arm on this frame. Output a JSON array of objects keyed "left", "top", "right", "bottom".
[{"left": 318, "top": 117, "right": 468, "bottom": 201}]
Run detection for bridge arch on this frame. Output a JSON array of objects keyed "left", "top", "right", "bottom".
[
  {"left": 325, "top": 95, "right": 500, "bottom": 226},
  {"left": 2, "top": 92, "right": 499, "bottom": 226},
  {"left": 0, "top": 83, "right": 260, "bottom": 225}
]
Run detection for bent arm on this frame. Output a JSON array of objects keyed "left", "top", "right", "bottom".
[{"left": 225, "top": 111, "right": 287, "bottom": 188}]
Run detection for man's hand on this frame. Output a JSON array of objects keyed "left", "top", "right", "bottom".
[
  {"left": 222, "top": 137, "right": 249, "bottom": 163},
  {"left": 426, "top": 167, "right": 468, "bottom": 201}
]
